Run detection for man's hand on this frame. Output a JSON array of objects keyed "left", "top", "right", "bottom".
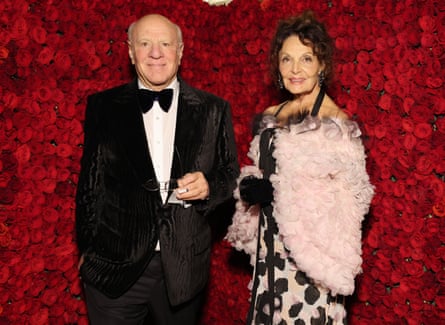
[
  {"left": 78, "top": 255, "right": 84, "bottom": 270},
  {"left": 176, "top": 172, "right": 209, "bottom": 201}
]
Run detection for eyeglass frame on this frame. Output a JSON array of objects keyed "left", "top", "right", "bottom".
[{"left": 142, "top": 179, "right": 178, "bottom": 192}]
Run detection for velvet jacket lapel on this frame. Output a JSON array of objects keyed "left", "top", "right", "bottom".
[
  {"left": 170, "top": 80, "right": 206, "bottom": 180},
  {"left": 110, "top": 79, "right": 157, "bottom": 185}
]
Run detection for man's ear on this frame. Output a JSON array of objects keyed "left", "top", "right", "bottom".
[
  {"left": 128, "top": 42, "right": 135, "bottom": 64},
  {"left": 177, "top": 43, "right": 184, "bottom": 65}
]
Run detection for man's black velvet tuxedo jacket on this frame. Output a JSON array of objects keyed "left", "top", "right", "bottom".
[{"left": 75, "top": 78, "right": 239, "bottom": 305}]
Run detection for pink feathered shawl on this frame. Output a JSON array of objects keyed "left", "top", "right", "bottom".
[{"left": 226, "top": 116, "right": 374, "bottom": 296}]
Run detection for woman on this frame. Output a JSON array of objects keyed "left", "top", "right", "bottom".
[{"left": 226, "top": 11, "right": 374, "bottom": 325}]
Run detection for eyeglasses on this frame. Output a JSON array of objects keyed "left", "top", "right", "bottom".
[
  {"left": 141, "top": 146, "right": 184, "bottom": 194},
  {"left": 142, "top": 179, "right": 178, "bottom": 192}
]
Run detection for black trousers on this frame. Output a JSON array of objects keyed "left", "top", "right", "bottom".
[{"left": 83, "top": 253, "right": 205, "bottom": 325}]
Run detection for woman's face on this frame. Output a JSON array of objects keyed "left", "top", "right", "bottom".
[{"left": 278, "top": 35, "right": 324, "bottom": 96}]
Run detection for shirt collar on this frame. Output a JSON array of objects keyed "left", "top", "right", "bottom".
[{"left": 138, "top": 78, "right": 179, "bottom": 92}]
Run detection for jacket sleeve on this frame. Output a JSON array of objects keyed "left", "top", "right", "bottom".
[
  {"left": 198, "top": 101, "right": 240, "bottom": 215},
  {"left": 75, "top": 95, "right": 102, "bottom": 255}
]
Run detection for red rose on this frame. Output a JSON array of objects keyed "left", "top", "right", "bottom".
[
  {"left": 393, "top": 181, "right": 406, "bottom": 197},
  {"left": 391, "top": 160, "right": 410, "bottom": 180},
  {"left": 16, "top": 127, "right": 33, "bottom": 143},
  {"left": 399, "top": 244, "right": 411, "bottom": 258},
  {"left": 404, "top": 260, "right": 425, "bottom": 277},
  {"left": 0, "top": 46, "right": 9, "bottom": 61},
  {"left": 245, "top": 39, "right": 261, "bottom": 55},
  {"left": 54, "top": 243, "right": 75, "bottom": 257},
  {"left": 36, "top": 46, "right": 55, "bottom": 65},
  {"left": 54, "top": 50, "right": 72, "bottom": 72},
  {"left": 70, "top": 280, "right": 83, "bottom": 296},
  {"left": 421, "top": 33, "right": 437, "bottom": 48},
  {"left": 30, "top": 25, "right": 47, "bottom": 44},
  {"left": 370, "top": 75, "right": 384, "bottom": 91},
  {"left": 50, "top": 305, "right": 65, "bottom": 317},
  {"left": 371, "top": 281, "right": 386, "bottom": 297},
  {"left": 390, "top": 269, "right": 403, "bottom": 283},
  {"left": 415, "top": 156, "right": 434, "bottom": 175},
  {"left": 418, "top": 15, "right": 437, "bottom": 32},
  {"left": 43, "top": 4, "right": 59, "bottom": 20},
  {"left": 42, "top": 208, "right": 59, "bottom": 223},
  {"left": 0, "top": 228, "right": 11, "bottom": 247},
  {"left": 11, "top": 17, "right": 28, "bottom": 39},
  {"left": 46, "top": 164, "right": 58, "bottom": 179},
  {"left": 378, "top": 93, "right": 392, "bottom": 111},
  {"left": 433, "top": 200, "right": 445, "bottom": 217},
  {"left": 424, "top": 254, "right": 442, "bottom": 273},
  {"left": 0, "top": 265, "right": 9, "bottom": 284},
  {"left": 383, "top": 79, "right": 398, "bottom": 94},
  {"left": 30, "top": 166, "right": 47, "bottom": 181},
  {"left": 88, "top": 54, "right": 102, "bottom": 70},
  {"left": 375, "top": 37, "right": 388, "bottom": 52},
  {"left": 30, "top": 229, "right": 43, "bottom": 244},
  {"left": 409, "top": 297, "right": 427, "bottom": 314},
  {"left": 36, "top": 86, "right": 53, "bottom": 102},
  {"left": 29, "top": 308, "right": 49, "bottom": 325},
  {"left": 12, "top": 111, "right": 31, "bottom": 128},
  {"left": 394, "top": 302, "right": 409, "bottom": 317},
  {"left": 0, "top": 187, "right": 15, "bottom": 205},
  {"left": 426, "top": 76, "right": 443, "bottom": 89},
  {"left": 373, "top": 121, "right": 390, "bottom": 139},
  {"left": 429, "top": 177, "right": 444, "bottom": 199},
  {"left": 56, "top": 255, "right": 75, "bottom": 273},
  {"left": 410, "top": 247, "right": 426, "bottom": 261},
  {"left": 40, "top": 178, "right": 57, "bottom": 193},
  {"left": 423, "top": 59, "right": 441, "bottom": 79},
  {"left": 335, "top": 37, "right": 353, "bottom": 52},
  {"left": 436, "top": 295, "right": 445, "bottom": 309},
  {"left": 41, "top": 289, "right": 58, "bottom": 307},
  {"left": 433, "top": 98, "right": 445, "bottom": 115},
  {"left": 55, "top": 143, "right": 73, "bottom": 158}
]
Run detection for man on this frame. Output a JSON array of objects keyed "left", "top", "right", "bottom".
[{"left": 75, "top": 14, "right": 239, "bottom": 324}]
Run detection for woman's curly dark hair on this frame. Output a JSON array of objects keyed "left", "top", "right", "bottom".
[{"left": 269, "top": 10, "right": 334, "bottom": 90}]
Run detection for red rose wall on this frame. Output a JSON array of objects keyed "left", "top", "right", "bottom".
[{"left": 1, "top": 0, "right": 445, "bottom": 324}]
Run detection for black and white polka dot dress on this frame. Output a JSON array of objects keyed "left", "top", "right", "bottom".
[{"left": 246, "top": 213, "right": 347, "bottom": 324}]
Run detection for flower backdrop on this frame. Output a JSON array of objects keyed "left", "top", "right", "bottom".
[{"left": 1, "top": 0, "right": 444, "bottom": 324}]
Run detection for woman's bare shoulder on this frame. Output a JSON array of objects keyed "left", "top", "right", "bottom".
[
  {"left": 264, "top": 102, "right": 289, "bottom": 116},
  {"left": 263, "top": 104, "right": 279, "bottom": 116},
  {"left": 321, "top": 96, "right": 349, "bottom": 120}
]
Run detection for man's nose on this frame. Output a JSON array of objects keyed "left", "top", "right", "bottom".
[{"left": 149, "top": 43, "right": 162, "bottom": 58}]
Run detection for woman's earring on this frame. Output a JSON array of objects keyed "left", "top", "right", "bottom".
[
  {"left": 278, "top": 74, "right": 284, "bottom": 89},
  {"left": 318, "top": 71, "right": 325, "bottom": 87}
]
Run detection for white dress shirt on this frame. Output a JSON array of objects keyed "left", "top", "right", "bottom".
[
  {"left": 139, "top": 78, "right": 179, "bottom": 251},
  {"left": 139, "top": 78, "right": 179, "bottom": 204}
]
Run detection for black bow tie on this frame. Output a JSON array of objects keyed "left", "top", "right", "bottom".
[{"left": 138, "top": 88, "right": 173, "bottom": 113}]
